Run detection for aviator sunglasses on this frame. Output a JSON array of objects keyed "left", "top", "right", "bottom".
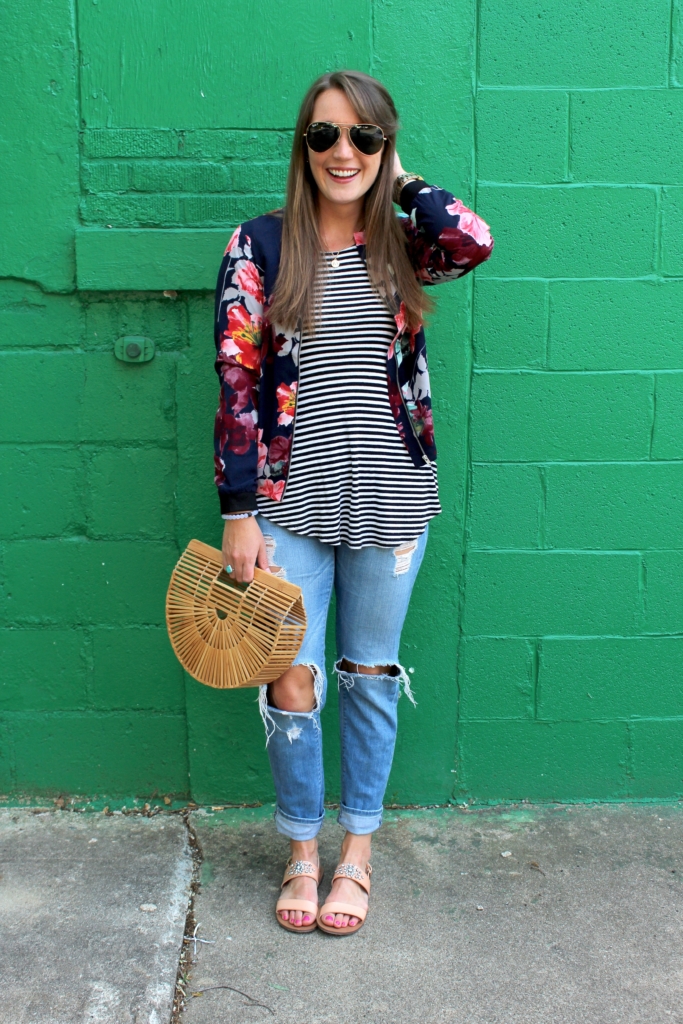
[{"left": 304, "top": 121, "right": 387, "bottom": 156}]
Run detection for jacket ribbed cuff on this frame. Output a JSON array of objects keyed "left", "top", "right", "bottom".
[
  {"left": 399, "top": 178, "right": 430, "bottom": 215},
  {"left": 218, "top": 490, "right": 258, "bottom": 514}
]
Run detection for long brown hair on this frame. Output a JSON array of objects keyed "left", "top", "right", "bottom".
[{"left": 267, "top": 70, "right": 428, "bottom": 332}]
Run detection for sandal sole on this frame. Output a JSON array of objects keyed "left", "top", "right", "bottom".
[
  {"left": 317, "top": 917, "right": 364, "bottom": 936},
  {"left": 276, "top": 916, "right": 318, "bottom": 933}
]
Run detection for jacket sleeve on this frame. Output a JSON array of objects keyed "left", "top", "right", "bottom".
[
  {"left": 213, "top": 225, "right": 264, "bottom": 514},
  {"left": 399, "top": 179, "right": 494, "bottom": 284}
]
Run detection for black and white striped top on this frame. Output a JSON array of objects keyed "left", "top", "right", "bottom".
[{"left": 257, "top": 246, "right": 441, "bottom": 548}]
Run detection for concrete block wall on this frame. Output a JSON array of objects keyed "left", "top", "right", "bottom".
[
  {"left": 1, "top": 0, "right": 681, "bottom": 803},
  {"left": 0, "top": 285, "right": 193, "bottom": 797},
  {"left": 458, "top": 0, "right": 683, "bottom": 800}
]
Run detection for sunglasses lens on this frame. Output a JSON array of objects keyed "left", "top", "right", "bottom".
[
  {"left": 349, "top": 124, "right": 385, "bottom": 155},
  {"left": 306, "top": 122, "right": 340, "bottom": 153}
]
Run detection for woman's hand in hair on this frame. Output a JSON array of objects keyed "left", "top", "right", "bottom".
[
  {"left": 393, "top": 148, "right": 404, "bottom": 178},
  {"left": 222, "top": 516, "right": 269, "bottom": 583}
]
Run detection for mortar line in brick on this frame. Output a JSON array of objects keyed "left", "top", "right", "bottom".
[
  {"left": 537, "top": 466, "right": 548, "bottom": 549},
  {"left": 668, "top": 0, "right": 677, "bottom": 86},
  {"left": 460, "top": 715, "right": 683, "bottom": 724},
  {"left": 471, "top": 459, "right": 683, "bottom": 466},
  {"left": 467, "top": 546, "right": 666, "bottom": 554},
  {"left": 72, "top": 0, "right": 83, "bottom": 132},
  {"left": 85, "top": 127, "right": 296, "bottom": 135},
  {"left": 73, "top": 0, "right": 88, "bottom": 232},
  {"left": 82, "top": 446, "right": 94, "bottom": 539},
  {"left": 474, "top": 368, "right": 676, "bottom": 376},
  {"left": 369, "top": 0, "right": 375, "bottom": 75},
  {"left": 477, "top": 85, "right": 673, "bottom": 93},
  {"left": 532, "top": 640, "right": 540, "bottom": 719},
  {"left": 543, "top": 280, "right": 550, "bottom": 367},
  {"left": 450, "top": 0, "right": 482, "bottom": 804},
  {"left": 474, "top": 0, "right": 482, "bottom": 96},
  {"left": 463, "top": 629, "right": 683, "bottom": 637},
  {"left": 565, "top": 92, "right": 573, "bottom": 181},
  {"left": 654, "top": 186, "right": 663, "bottom": 275},
  {"left": 649, "top": 375, "right": 658, "bottom": 458},
  {"left": 477, "top": 275, "right": 678, "bottom": 282},
  {"left": 639, "top": 556, "right": 648, "bottom": 626},
  {"left": 83, "top": 627, "right": 95, "bottom": 709},
  {"left": 625, "top": 721, "right": 635, "bottom": 783},
  {"left": 478, "top": 182, "right": 661, "bottom": 190}
]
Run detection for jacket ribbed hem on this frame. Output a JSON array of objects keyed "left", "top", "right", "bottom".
[{"left": 218, "top": 489, "right": 258, "bottom": 514}]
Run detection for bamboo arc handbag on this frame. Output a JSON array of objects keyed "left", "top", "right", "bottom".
[{"left": 166, "top": 539, "right": 307, "bottom": 688}]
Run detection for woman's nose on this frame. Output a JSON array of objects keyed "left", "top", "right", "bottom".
[{"left": 332, "top": 128, "right": 356, "bottom": 160}]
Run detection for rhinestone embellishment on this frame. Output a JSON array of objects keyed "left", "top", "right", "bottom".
[
  {"left": 286, "top": 860, "right": 315, "bottom": 878},
  {"left": 334, "top": 863, "right": 366, "bottom": 882}
]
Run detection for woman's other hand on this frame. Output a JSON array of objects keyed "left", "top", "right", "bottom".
[
  {"left": 222, "top": 516, "right": 269, "bottom": 583},
  {"left": 392, "top": 148, "right": 404, "bottom": 179}
]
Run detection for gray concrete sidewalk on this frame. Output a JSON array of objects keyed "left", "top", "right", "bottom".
[
  {"left": 0, "top": 808, "right": 193, "bottom": 1024},
  {"left": 184, "top": 804, "right": 683, "bottom": 1024},
  {"left": 1, "top": 804, "right": 682, "bottom": 1023}
]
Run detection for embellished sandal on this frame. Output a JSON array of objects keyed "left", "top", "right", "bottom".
[
  {"left": 317, "top": 862, "right": 372, "bottom": 936},
  {"left": 275, "top": 857, "right": 324, "bottom": 934}
]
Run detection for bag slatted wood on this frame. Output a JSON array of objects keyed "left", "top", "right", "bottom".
[{"left": 166, "top": 539, "right": 307, "bottom": 688}]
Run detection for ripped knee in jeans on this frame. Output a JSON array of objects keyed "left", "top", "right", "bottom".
[
  {"left": 334, "top": 658, "right": 417, "bottom": 706},
  {"left": 257, "top": 663, "right": 324, "bottom": 744}
]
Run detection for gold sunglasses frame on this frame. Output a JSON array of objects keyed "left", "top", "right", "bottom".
[{"left": 303, "top": 121, "right": 388, "bottom": 155}]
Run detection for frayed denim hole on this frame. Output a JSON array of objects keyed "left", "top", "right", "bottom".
[
  {"left": 334, "top": 658, "right": 417, "bottom": 707},
  {"left": 293, "top": 662, "right": 324, "bottom": 723},
  {"left": 258, "top": 685, "right": 276, "bottom": 745},
  {"left": 259, "top": 663, "right": 325, "bottom": 746}
]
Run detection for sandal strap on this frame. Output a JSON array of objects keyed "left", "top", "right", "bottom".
[
  {"left": 275, "top": 897, "right": 319, "bottom": 914},
  {"left": 318, "top": 900, "right": 368, "bottom": 923},
  {"left": 281, "top": 858, "right": 322, "bottom": 888},
  {"left": 331, "top": 861, "right": 372, "bottom": 894}
]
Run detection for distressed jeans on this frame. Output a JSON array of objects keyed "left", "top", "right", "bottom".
[{"left": 258, "top": 517, "right": 428, "bottom": 841}]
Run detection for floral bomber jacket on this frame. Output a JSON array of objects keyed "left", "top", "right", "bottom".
[{"left": 213, "top": 179, "right": 494, "bottom": 514}]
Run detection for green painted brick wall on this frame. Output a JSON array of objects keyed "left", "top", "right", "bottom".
[{"left": 1, "top": 0, "right": 682, "bottom": 804}]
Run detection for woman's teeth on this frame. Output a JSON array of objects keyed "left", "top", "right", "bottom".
[{"left": 327, "top": 169, "right": 359, "bottom": 179}]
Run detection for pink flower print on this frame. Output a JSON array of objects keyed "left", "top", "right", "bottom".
[
  {"left": 257, "top": 478, "right": 286, "bottom": 501},
  {"left": 269, "top": 434, "right": 291, "bottom": 466},
  {"left": 234, "top": 260, "right": 264, "bottom": 304},
  {"left": 225, "top": 227, "right": 241, "bottom": 256},
  {"left": 445, "top": 199, "right": 492, "bottom": 248},
  {"left": 394, "top": 301, "right": 407, "bottom": 335},
  {"left": 257, "top": 432, "right": 268, "bottom": 474},
  {"left": 276, "top": 381, "right": 297, "bottom": 426}
]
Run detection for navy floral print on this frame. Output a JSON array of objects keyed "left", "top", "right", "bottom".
[{"left": 214, "top": 181, "right": 493, "bottom": 513}]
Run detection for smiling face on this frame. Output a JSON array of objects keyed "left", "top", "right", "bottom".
[{"left": 305, "top": 88, "right": 385, "bottom": 210}]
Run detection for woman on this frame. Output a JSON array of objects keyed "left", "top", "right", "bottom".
[{"left": 214, "top": 70, "right": 493, "bottom": 936}]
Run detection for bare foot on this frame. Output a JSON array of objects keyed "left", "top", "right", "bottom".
[
  {"left": 278, "top": 839, "right": 320, "bottom": 929},
  {"left": 320, "top": 832, "right": 371, "bottom": 931}
]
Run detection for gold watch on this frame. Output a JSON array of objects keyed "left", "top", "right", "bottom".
[{"left": 393, "top": 173, "right": 424, "bottom": 205}]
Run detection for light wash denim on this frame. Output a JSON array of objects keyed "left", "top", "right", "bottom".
[{"left": 257, "top": 517, "right": 428, "bottom": 841}]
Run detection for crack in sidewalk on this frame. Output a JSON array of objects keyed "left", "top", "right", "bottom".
[{"left": 171, "top": 810, "right": 204, "bottom": 1023}]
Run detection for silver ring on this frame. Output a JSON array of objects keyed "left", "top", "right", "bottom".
[{"left": 224, "top": 564, "right": 233, "bottom": 574}]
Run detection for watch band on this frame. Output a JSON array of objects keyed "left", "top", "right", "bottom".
[{"left": 392, "top": 173, "right": 424, "bottom": 206}]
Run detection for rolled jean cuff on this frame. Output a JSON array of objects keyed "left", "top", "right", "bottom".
[
  {"left": 274, "top": 805, "right": 325, "bottom": 841},
  {"left": 337, "top": 803, "right": 383, "bottom": 835}
]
